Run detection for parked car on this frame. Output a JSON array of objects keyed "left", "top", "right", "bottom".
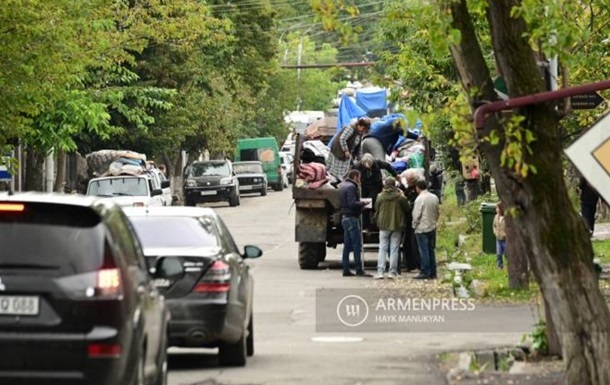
[
  {"left": 235, "top": 137, "right": 283, "bottom": 191},
  {"left": 0, "top": 193, "right": 169, "bottom": 385},
  {"left": 124, "top": 206, "right": 263, "bottom": 367},
  {"left": 148, "top": 167, "right": 174, "bottom": 206},
  {"left": 233, "top": 161, "right": 268, "bottom": 196},
  {"left": 86, "top": 172, "right": 171, "bottom": 207},
  {"left": 183, "top": 160, "right": 240, "bottom": 207},
  {"left": 279, "top": 152, "right": 294, "bottom": 185}
]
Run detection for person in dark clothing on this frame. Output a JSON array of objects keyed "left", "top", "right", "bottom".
[
  {"left": 580, "top": 177, "right": 600, "bottom": 236},
  {"left": 339, "top": 170, "right": 371, "bottom": 277},
  {"left": 353, "top": 153, "right": 398, "bottom": 230},
  {"left": 398, "top": 169, "right": 422, "bottom": 273}
]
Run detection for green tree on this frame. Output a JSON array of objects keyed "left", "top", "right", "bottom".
[{"left": 314, "top": 1, "right": 610, "bottom": 383}]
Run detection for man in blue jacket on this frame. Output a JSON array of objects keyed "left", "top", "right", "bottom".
[{"left": 339, "top": 170, "right": 372, "bottom": 277}]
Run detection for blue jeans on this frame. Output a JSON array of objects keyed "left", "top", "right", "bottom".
[
  {"left": 415, "top": 230, "right": 437, "bottom": 278},
  {"left": 378, "top": 230, "right": 402, "bottom": 275},
  {"left": 342, "top": 216, "right": 363, "bottom": 273},
  {"left": 496, "top": 239, "right": 506, "bottom": 268}
]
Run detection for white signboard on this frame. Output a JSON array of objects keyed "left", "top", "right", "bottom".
[{"left": 565, "top": 113, "right": 610, "bottom": 204}]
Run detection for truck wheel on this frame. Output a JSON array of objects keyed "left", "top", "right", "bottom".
[
  {"left": 317, "top": 243, "right": 327, "bottom": 262},
  {"left": 298, "top": 242, "right": 320, "bottom": 270}
]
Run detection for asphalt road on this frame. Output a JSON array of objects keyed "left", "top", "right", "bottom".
[{"left": 167, "top": 188, "right": 537, "bottom": 385}]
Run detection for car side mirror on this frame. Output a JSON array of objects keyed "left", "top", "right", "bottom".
[
  {"left": 242, "top": 245, "right": 263, "bottom": 259},
  {"left": 161, "top": 180, "right": 170, "bottom": 189},
  {"left": 153, "top": 257, "right": 184, "bottom": 279},
  {"left": 151, "top": 189, "right": 163, "bottom": 196}
]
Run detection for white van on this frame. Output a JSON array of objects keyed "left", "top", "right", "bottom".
[{"left": 86, "top": 173, "right": 169, "bottom": 207}]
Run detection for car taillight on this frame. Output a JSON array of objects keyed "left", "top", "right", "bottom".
[
  {"left": 88, "top": 343, "right": 122, "bottom": 358},
  {"left": 0, "top": 203, "right": 25, "bottom": 212},
  {"left": 133, "top": 202, "right": 145, "bottom": 207},
  {"left": 193, "top": 260, "right": 231, "bottom": 293},
  {"left": 95, "top": 268, "right": 123, "bottom": 298}
]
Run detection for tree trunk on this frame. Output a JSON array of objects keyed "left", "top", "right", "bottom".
[
  {"left": 170, "top": 151, "right": 184, "bottom": 203},
  {"left": 505, "top": 214, "right": 529, "bottom": 289},
  {"left": 544, "top": 297, "right": 562, "bottom": 357},
  {"left": 54, "top": 150, "right": 66, "bottom": 192},
  {"left": 24, "top": 148, "right": 45, "bottom": 191},
  {"left": 447, "top": 1, "right": 610, "bottom": 384}
]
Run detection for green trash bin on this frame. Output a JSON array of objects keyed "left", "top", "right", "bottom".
[{"left": 479, "top": 202, "right": 497, "bottom": 254}]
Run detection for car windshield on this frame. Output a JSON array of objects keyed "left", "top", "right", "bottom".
[
  {"left": 87, "top": 177, "right": 148, "bottom": 197},
  {"left": 191, "top": 162, "right": 230, "bottom": 177},
  {"left": 129, "top": 216, "right": 219, "bottom": 249},
  {"left": 234, "top": 163, "right": 263, "bottom": 174}
]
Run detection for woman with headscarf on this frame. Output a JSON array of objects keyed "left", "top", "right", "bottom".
[{"left": 326, "top": 117, "right": 371, "bottom": 181}]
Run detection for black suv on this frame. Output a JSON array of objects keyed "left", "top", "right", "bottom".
[
  {"left": 183, "top": 160, "right": 240, "bottom": 207},
  {"left": 0, "top": 194, "right": 169, "bottom": 385}
]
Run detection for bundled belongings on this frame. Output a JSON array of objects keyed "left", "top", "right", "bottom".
[
  {"left": 86, "top": 150, "right": 147, "bottom": 177},
  {"left": 297, "top": 162, "right": 330, "bottom": 189}
]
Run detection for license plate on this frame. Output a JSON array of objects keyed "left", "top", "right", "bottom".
[
  {"left": 240, "top": 185, "right": 253, "bottom": 190},
  {"left": 153, "top": 279, "right": 171, "bottom": 288},
  {"left": 0, "top": 296, "right": 39, "bottom": 316},
  {"left": 200, "top": 191, "right": 216, "bottom": 196}
]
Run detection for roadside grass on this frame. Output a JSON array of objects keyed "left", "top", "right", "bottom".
[
  {"left": 438, "top": 183, "right": 537, "bottom": 302},
  {"left": 593, "top": 237, "right": 610, "bottom": 265}
]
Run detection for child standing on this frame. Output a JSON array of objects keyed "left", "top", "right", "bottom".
[{"left": 493, "top": 202, "right": 506, "bottom": 269}]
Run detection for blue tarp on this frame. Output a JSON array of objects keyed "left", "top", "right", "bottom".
[
  {"left": 356, "top": 88, "right": 388, "bottom": 112},
  {"left": 328, "top": 94, "right": 367, "bottom": 149}
]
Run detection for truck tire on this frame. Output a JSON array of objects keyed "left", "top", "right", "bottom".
[
  {"left": 317, "top": 243, "right": 327, "bottom": 262},
  {"left": 298, "top": 242, "right": 320, "bottom": 270},
  {"left": 274, "top": 182, "right": 283, "bottom": 192}
]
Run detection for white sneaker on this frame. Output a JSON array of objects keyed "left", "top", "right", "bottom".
[
  {"left": 387, "top": 273, "right": 397, "bottom": 279},
  {"left": 374, "top": 274, "right": 384, "bottom": 280}
]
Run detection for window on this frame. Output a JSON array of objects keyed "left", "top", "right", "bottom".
[
  {"left": 191, "top": 162, "right": 230, "bottom": 177},
  {"left": 129, "top": 216, "right": 220, "bottom": 249},
  {"left": 87, "top": 177, "right": 149, "bottom": 197},
  {"left": 234, "top": 163, "right": 264, "bottom": 174},
  {"left": 0, "top": 203, "right": 106, "bottom": 276}
]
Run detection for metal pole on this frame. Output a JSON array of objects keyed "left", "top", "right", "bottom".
[
  {"left": 45, "top": 149, "right": 54, "bottom": 192},
  {"left": 474, "top": 79, "right": 610, "bottom": 129}
]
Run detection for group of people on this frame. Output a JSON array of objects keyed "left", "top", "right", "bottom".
[{"left": 329, "top": 117, "right": 441, "bottom": 279}]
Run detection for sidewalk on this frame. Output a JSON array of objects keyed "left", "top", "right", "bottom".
[{"left": 592, "top": 221, "right": 610, "bottom": 241}]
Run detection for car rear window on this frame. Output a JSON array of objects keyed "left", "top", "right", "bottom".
[
  {"left": 129, "top": 216, "right": 219, "bottom": 249},
  {"left": 0, "top": 202, "right": 106, "bottom": 276}
]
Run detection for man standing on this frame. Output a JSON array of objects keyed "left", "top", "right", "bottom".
[
  {"left": 412, "top": 179, "right": 440, "bottom": 280},
  {"left": 399, "top": 170, "right": 421, "bottom": 272},
  {"left": 353, "top": 153, "right": 398, "bottom": 230},
  {"left": 579, "top": 176, "right": 600, "bottom": 236},
  {"left": 374, "top": 177, "right": 410, "bottom": 279},
  {"left": 339, "top": 170, "right": 371, "bottom": 277}
]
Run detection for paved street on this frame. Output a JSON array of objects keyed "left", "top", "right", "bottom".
[{"left": 168, "top": 189, "right": 537, "bottom": 385}]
